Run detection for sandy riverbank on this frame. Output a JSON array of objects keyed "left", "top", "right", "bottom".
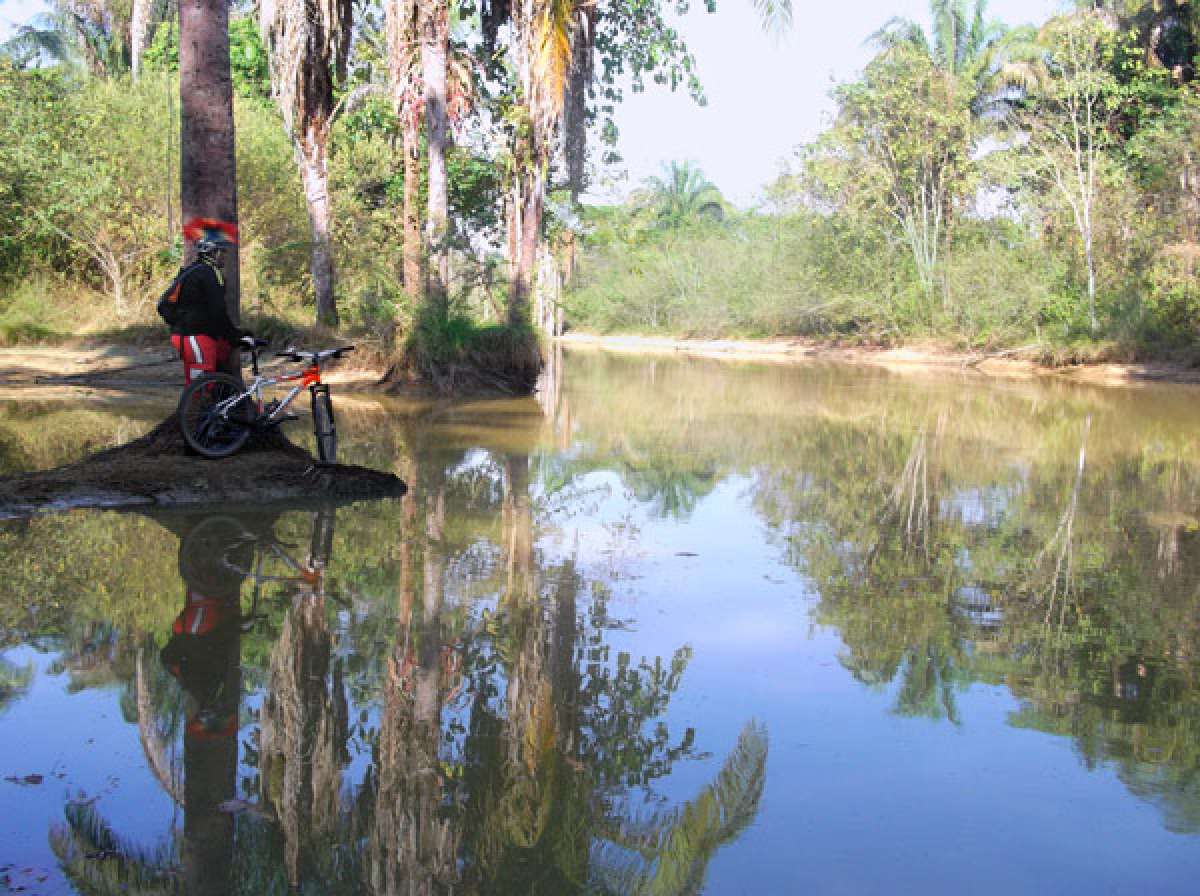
[
  {"left": 4, "top": 337, "right": 1200, "bottom": 394},
  {"left": 0, "top": 344, "right": 383, "bottom": 393},
  {"left": 557, "top": 333, "right": 1200, "bottom": 388}
]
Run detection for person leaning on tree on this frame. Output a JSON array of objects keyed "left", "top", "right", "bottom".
[{"left": 169, "top": 218, "right": 244, "bottom": 384}]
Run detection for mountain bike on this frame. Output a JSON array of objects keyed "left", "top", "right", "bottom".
[{"left": 177, "top": 336, "right": 354, "bottom": 463}]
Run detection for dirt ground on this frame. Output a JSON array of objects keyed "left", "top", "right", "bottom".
[
  {"left": 0, "top": 417, "right": 406, "bottom": 517},
  {"left": 0, "top": 345, "right": 384, "bottom": 392}
]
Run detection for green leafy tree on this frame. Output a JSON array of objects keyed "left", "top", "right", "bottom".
[{"left": 808, "top": 43, "right": 974, "bottom": 311}]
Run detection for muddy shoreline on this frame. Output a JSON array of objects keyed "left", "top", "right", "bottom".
[{"left": 0, "top": 418, "right": 406, "bottom": 517}]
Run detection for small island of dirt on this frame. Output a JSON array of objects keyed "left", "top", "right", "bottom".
[{"left": 0, "top": 418, "right": 406, "bottom": 517}]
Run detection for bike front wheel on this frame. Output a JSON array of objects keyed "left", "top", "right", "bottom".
[
  {"left": 311, "top": 385, "right": 337, "bottom": 465},
  {"left": 178, "top": 372, "right": 254, "bottom": 459}
]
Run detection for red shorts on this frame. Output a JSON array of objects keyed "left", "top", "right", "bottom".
[{"left": 172, "top": 334, "right": 232, "bottom": 384}]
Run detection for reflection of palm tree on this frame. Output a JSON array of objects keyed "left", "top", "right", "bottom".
[
  {"left": 50, "top": 802, "right": 176, "bottom": 896},
  {"left": 623, "top": 466, "right": 718, "bottom": 521},
  {"left": 362, "top": 465, "right": 461, "bottom": 895},
  {"left": 130, "top": 645, "right": 184, "bottom": 805},
  {"left": 592, "top": 722, "right": 769, "bottom": 896},
  {"left": 0, "top": 655, "right": 32, "bottom": 715},
  {"left": 455, "top": 455, "right": 764, "bottom": 893}
]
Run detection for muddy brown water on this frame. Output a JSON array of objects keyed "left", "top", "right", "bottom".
[{"left": 1, "top": 349, "right": 1199, "bottom": 894}]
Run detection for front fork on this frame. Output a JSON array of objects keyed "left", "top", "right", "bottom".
[{"left": 310, "top": 384, "right": 337, "bottom": 465}]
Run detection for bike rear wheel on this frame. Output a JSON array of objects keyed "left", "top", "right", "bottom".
[
  {"left": 178, "top": 372, "right": 254, "bottom": 459},
  {"left": 311, "top": 385, "right": 337, "bottom": 465}
]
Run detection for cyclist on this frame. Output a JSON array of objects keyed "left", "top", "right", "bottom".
[{"left": 169, "top": 220, "right": 245, "bottom": 384}]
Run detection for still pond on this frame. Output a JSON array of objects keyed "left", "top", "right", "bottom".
[{"left": 1, "top": 349, "right": 1198, "bottom": 894}]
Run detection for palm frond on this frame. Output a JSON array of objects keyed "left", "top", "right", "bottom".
[
  {"left": 750, "top": 0, "right": 792, "bottom": 35},
  {"left": 869, "top": 16, "right": 928, "bottom": 54},
  {"left": 0, "top": 17, "right": 73, "bottom": 68},
  {"left": 592, "top": 721, "right": 769, "bottom": 896},
  {"left": 50, "top": 803, "right": 177, "bottom": 896}
]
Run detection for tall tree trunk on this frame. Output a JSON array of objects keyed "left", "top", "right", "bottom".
[
  {"left": 419, "top": 0, "right": 450, "bottom": 322},
  {"left": 130, "top": 0, "right": 150, "bottom": 82},
  {"left": 402, "top": 125, "right": 424, "bottom": 300},
  {"left": 180, "top": 0, "right": 241, "bottom": 377},
  {"left": 510, "top": 169, "right": 542, "bottom": 327},
  {"left": 385, "top": 0, "right": 424, "bottom": 308},
  {"left": 299, "top": 131, "right": 338, "bottom": 327}
]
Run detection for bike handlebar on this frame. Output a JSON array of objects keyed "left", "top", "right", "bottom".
[{"left": 274, "top": 345, "right": 355, "bottom": 364}]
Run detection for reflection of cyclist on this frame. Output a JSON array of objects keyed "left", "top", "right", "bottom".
[
  {"left": 156, "top": 512, "right": 273, "bottom": 896},
  {"left": 170, "top": 221, "right": 245, "bottom": 385},
  {"left": 160, "top": 515, "right": 258, "bottom": 739}
]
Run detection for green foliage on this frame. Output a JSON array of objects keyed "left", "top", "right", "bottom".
[
  {"left": 637, "top": 160, "right": 725, "bottom": 229},
  {"left": 144, "top": 16, "right": 272, "bottom": 99}
]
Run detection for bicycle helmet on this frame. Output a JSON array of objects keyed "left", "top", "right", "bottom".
[{"left": 183, "top": 217, "right": 239, "bottom": 262}]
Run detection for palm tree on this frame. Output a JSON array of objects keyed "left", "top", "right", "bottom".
[
  {"left": 641, "top": 161, "right": 725, "bottom": 229},
  {"left": 0, "top": 14, "right": 74, "bottom": 70},
  {"left": 386, "top": 0, "right": 426, "bottom": 303},
  {"left": 419, "top": 0, "right": 452, "bottom": 321},
  {"left": 507, "top": 0, "right": 579, "bottom": 326},
  {"left": 871, "top": 0, "right": 1037, "bottom": 119},
  {"left": 259, "top": 0, "right": 353, "bottom": 328},
  {"left": 179, "top": 0, "right": 241, "bottom": 376}
]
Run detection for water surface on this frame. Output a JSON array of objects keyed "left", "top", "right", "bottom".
[{"left": 1, "top": 351, "right": 1199, "bottom": 894}]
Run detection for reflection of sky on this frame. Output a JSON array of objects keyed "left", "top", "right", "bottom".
[{"left": 0, "top": 645, "right": 179, "bottom": 886}]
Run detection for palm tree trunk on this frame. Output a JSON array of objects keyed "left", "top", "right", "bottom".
[
  {"left": 402, "top": 125, "right": 424, "bottom": 300},
  {"left": 299, "top": 132, "right": 338, "bottom": 327},
  {"left": 419, "top": 0, "right": 450, "bottom": 322},
  {"left": 510, "top": 169, "right": 542, "bottom": 327},
  {"left": 180, "top": 0, "right": 241, "bottom": 377}
]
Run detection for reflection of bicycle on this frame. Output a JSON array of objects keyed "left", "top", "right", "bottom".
[
  {"left": 211, "top": 508, "right": 340, "bottom": 606},
  {"left": 176, "top": 336, "right": 354, "bottom": 463}
]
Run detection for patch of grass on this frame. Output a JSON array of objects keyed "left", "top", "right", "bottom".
[
  {"left": 398, "top": 312, "right": 543, "bottom": 394},
  {"left": 0, "top": 278, "right": 71, "bottom": 345}
]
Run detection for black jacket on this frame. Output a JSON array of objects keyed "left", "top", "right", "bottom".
[{"left": 171, "top": 261, "right": 241, "bottom": 342}]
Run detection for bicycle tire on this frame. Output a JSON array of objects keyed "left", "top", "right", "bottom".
[
  {"left": 311, "top": 386, "right": 337, "bottom": 465},
  {"left": 178, "top": 372, "right": 254, "bottom": 459}
]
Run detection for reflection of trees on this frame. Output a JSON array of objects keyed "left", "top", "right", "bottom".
[
  {"left": 756, "top": 398, "right": 1200, "bottom": 830},
  {"left": 361, "top": 461, "right": 460, "bottom": 896},
  {"left": 252, "top": 506, "right": 355, "bottom": 892},
  {"left": 350, "top": 446, "right": 766, "bottom": 895},
  {"left": 27, "top": 396, "right": 768, "bottom": 891},
  {"left": 450, "top": 451, "right": 763, "bottom": 895},
  {"left": 0, "top": 653, "right": 32, "bottom": 714}
]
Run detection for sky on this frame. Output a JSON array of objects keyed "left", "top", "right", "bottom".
[{"left": 1, "top": 0, "right": 1063, "bottom": 205}]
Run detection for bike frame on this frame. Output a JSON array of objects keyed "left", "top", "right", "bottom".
[{"left": 212, "top": 358, "right": 323, "bottom": 425}]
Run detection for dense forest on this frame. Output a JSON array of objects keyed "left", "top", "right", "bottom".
[{"left": 2, "top": 1, "right": 1200, "bottom": 367}]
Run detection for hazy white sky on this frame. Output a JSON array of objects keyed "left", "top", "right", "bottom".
[
  {"left": 2, "top": 0, "right": 1063, "bottom": 204},
  {"left": 609, "top": 0, "right": 1063, "bottom": 205}
]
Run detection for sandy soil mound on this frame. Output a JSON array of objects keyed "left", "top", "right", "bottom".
[{"left": 0, "top": 418, "right": 406, "bottom": 516}]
